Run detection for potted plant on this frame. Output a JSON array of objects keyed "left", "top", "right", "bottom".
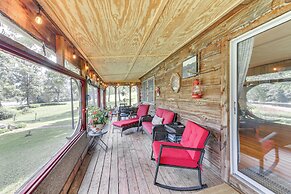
[{"left": 88, "top": 106, "right": 108, "bottom": 131}]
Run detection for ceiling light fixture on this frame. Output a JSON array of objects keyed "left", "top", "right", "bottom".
[{"left": 35, "top": 6, "right": 43, "bottom": 25}]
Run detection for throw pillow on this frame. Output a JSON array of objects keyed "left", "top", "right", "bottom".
[{"left": 151, "top": 115, "right": 163, "bottom": 125}]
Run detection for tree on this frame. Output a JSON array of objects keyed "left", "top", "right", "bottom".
[
  {"left": 0, "top": 51, "right": 20, "bottom": 106},
  {"left": 43, "top": 71, "right": 67, "bottom": 102},
  {"left": 13, "top": 61, "right": 42, "bottom": 105}
]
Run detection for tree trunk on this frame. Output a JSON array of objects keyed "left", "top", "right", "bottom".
[
  {"left": 57, "top": 91, "right": 60, "bottom": 102},
  {"left": 108, "top": 88, "right": 110, "bottom": 103},
  {"left": 92, "top": 87, "right": 96, "bottom": 106},
  {"left": 26, "top": 92, "right": 29, "bottom": 105},
  {"left": 26, "top": 73, "right": 30, "bottom": 106}
]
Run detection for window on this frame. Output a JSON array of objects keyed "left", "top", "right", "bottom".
[
  {"left": 141, "top": 77, "right": 155, "bottom": 104},
  {"left": 117, "top": 86, "right": 130, "bottom": 106},
  {"left": 87, "top": 84, "right": 98, "bottom": 107},
  {"left": 0, "top": 50, "right": 81, "bottom": 193},
  {"left": 0, "top": 13, "right": 57, "bottom": 63},
  {"left": 106, "top": 86, "right": 115, "bottom": 109},
  {"left": 230, "top": 12, "right": 291, "bottom": 193},
  {"left": 131, "top": 86, "right": 138, "bottom": 106},
  {"left": 65, "top": 60, "right": 81, "bottom": 75}
]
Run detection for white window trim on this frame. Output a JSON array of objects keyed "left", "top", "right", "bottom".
[
  {"left": 230, "top": 11, "right": 291, "bottom": 194},
  {"left": 142, "top": 76, "right": 155, "bottom": 104}
]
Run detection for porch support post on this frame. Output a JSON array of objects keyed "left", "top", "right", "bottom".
[
  {"left": 129, "top": 85, "right": 132, "bottom": 106},
  {"left": 103, "top": 89, "right": 106, "bottom": 109},
  {"left": 114, "top": 86, "right": 117, "bottom": 107},
  {"left": 137, "top": 84, "right": 141, "bottom": 104},
  {"left": 97, "top": 87, "right": 101, "bottom": 108},
  {"left": 81, "top": 80, "right": 87, "bottom": 130},
  {"left": 56, "top": 35, "right": 65, "bottom": 67}
]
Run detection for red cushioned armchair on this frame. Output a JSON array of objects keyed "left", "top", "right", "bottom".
[
  {"left": 141, "top": 108, "right": 177, "bottom": 140},
  {"left": 152, "top": 120, "right": 210, "bottom": 191},
  {"left": 112, "top": 104, "right": 150, "bottom": 136}
]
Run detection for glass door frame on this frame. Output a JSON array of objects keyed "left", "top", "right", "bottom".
[{"left": 229, "top": 11, "right": 291, "bottom": 194}]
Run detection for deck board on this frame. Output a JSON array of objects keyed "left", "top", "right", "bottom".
[
  {"left": 74, "top": 122, "right": 224, "bottom": 194},
  {"left": 117, "top": 133, "right": 129, "bottom": 194}
]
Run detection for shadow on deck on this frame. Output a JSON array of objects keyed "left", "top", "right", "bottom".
[{"left": 69, "top": 122, "right": 236, "bottom": 194}]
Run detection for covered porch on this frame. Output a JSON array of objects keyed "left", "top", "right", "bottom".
[
  {"left": 69, "top": 121, "right": 236, "bottom": 194},
  {"left": 1, "top": 0, "right": 291, "bottom": 193}
]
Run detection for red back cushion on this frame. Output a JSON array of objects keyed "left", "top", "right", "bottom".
[
  {"left": 156, "top": 108, "right": 164, "bottom": 117},
  {"left": 162, "top": 110, "right": 175, "bottom": 124},
  {"left": 137, "top": 104, "right": 150, "bottom": 118},
  {"left": 180, "top": 121, "right": 209, "bottom": 161}
]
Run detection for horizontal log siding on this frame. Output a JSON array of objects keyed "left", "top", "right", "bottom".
[{"left": 141, "top": 0, "right": 291, "bottom": 192}]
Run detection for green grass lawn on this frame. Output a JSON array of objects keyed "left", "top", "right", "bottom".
[{"left": 0, "top": 102, "right": 81, "bottom": 194}]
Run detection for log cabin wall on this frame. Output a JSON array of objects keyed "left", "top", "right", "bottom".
[{"left": 141, "top": 0, "right": 291, "bottom": 192}]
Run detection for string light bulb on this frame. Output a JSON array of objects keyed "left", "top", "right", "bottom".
[
  {"left": 84, "top": 64, "right": 89, "bottom": 71},
  {"left": 35, "top": 6, "right": 43, "bottom": 25},
  {"left": 72, "top": 51, "right": 77, "bottom": 59}
]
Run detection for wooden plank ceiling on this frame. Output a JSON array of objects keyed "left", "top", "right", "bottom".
[{"left": 38, "top": 0, "right": 244, "bottom": 83}]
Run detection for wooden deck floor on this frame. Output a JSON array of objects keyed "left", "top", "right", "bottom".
[{"left": 70, "top": 123, "right": 225, "bottom": 194}]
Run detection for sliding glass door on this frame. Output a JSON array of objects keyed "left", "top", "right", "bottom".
[{"left": 230, "top": 12, "right": 291, "bottom": 193}]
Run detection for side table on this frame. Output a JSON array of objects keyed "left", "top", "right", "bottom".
[
  {"left": 88, "top": 129, "right": 108, "bottom": 151},
  {"left": 165, "top": 123, "right": 185, "bottom": 143}
]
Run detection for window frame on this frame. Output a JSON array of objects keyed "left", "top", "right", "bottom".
[
  {"left": 141, "top": 76, "right": 155, "bottom": 104},
  {"left": 0, "top": 23, "right": 87, "bottom": 194},
  {"left": 229, "top": 11, "right": 291, "bottom": 194}
]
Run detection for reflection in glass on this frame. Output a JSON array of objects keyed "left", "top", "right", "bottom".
[
  {"left": 237, "top": 21, "right": 291, "bottom": 193},
  {"left": 117, "top": 86, "right": 130, "bottom": 106}
]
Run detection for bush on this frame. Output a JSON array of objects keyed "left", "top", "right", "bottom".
[
  {"left": 40, "top": 102, "right": 66, "bottom": 106},
  {"left": 15, "top": 122, "right": 26, "bottom": 129},
  {"left": 17, "top": 105, "right": 28, "bottom": 110},
  {"left": 29, "top": 104, "right": 40, "bottom": 108},
  {"left": 17, "top": 104, "right": 40, "bottom": 110},
  {"left": 21, "top": 107, "right": 30, "bottom": 114},
  {"left": 0, "top": 107, "right": 14, "bottom": 120}
]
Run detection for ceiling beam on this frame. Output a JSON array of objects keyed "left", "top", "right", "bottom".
[{"left": 124, "top": 0, "right": 170, "bottom": 80}]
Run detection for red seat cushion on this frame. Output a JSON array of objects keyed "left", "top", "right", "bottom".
[
  {"left": 156, "top": 108, "right": 164, "bottom": 118},
  {"left": 180, "top": 121, "right": 209, "bottom": 161},
  {"left": 153, "top": 141, "right": 199, "bottom": 168},
  {"left": 142, "top": 121, "right": 153, "bottom": 134},
  {"left": 113, "top": 118, "right": 139, "bottom": 127},
  {"left": 162, "top": 110, "right": 175, "bottom": 124},
  {"left": 137, "top": 104, "right": 150, "bottom": 118}
]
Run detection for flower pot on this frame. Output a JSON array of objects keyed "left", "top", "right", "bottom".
[{"left": 93, "top": 124, "right": 104, "bottom": 132}]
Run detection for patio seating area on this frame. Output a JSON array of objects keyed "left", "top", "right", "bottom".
[{"left": 69, "top": 121, "right": 227, "bottom": 194}]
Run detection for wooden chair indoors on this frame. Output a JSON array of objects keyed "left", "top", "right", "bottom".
[
  {"left": 112, "top": 104, "right": 150, "bottom": 136},
  {"left": 152, "top": 120, "right": 210, "bottom": 191}
]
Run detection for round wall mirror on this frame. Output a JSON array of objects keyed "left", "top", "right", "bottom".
[{"left": 170, "top": 73, "right": 181, "bottom": 93}]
